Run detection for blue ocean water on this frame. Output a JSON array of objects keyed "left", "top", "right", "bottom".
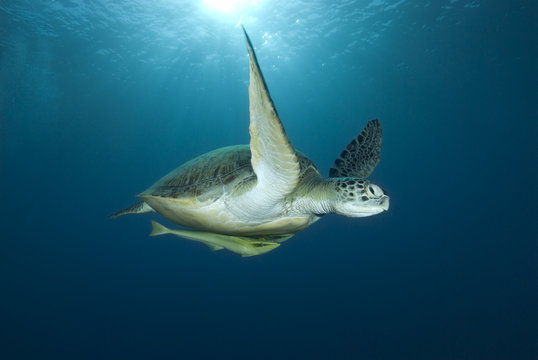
[{"left": 0, "top": 0, "right": 536, "bottom": 358}]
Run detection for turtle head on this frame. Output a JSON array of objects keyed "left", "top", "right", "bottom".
[{"left": 332, "top": 178, "right": 389, "bottom": 217}]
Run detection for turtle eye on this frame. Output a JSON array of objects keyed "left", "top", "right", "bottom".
[{"left": 367, "top": 184, "right": 382, "bottom": 198}]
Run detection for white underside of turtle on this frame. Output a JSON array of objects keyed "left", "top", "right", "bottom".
[{"left": 111, "top": 27, "right": 389, "bottom": 257}]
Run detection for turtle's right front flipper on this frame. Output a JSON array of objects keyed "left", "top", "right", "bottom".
[
  {"left": 109, "top": 201, "right": 155, "bottom": 218},
  {"left": 329, "top": 119, "right": 382, "bottom": 179}
]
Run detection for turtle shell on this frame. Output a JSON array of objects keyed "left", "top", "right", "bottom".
[{"left": 140, "top": 144, "right": 320, "bottom": 204}]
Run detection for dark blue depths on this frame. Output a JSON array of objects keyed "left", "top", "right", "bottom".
[{"left": 0, "top": 1, "right": 536, "bottom": 359}]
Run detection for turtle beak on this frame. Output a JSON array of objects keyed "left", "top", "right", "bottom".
[{"left": 380, "top": 195, "right": 389, "bottom": 211}]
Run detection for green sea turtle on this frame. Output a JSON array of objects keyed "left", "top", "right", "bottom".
[{"left": 110, "top": 27, "right": 389, "bottom": 256}]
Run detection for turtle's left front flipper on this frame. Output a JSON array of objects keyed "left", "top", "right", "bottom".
[
  {"left": 149, "top": 220, "right": 280, "bottom": 257},
  {"left": 242, "top": 26, "right": 300, "bottom": 201}
]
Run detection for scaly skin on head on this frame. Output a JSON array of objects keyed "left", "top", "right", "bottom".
[{"left": 289, "top": 177, "right": 389, "bottom": 218}]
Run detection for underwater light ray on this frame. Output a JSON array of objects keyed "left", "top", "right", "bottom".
[{"left": 202, "top": 0, "right": 261, "bottom": 16}]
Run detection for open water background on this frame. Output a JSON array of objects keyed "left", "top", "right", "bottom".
[{"left": 1, "top": 0, "right": 536, "bottom": 358}]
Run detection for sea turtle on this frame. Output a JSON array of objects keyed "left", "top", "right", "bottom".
[{"left": 110, "top": 27, "right": 389, "bottom": 256}]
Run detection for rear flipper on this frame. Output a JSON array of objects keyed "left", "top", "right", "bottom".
[{"left": 109, "top": 201, "right": 155, "bottom": 218}]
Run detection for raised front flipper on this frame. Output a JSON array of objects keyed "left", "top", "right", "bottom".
[
  {"left": 329, "top": 119, "right": 382, "bottom": 179},
  {"left": 149, "top": 220, "right": 280, "bottom": 257},
  {"left": 242, "top": 26, "right": 300, "bottom": 202}
]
